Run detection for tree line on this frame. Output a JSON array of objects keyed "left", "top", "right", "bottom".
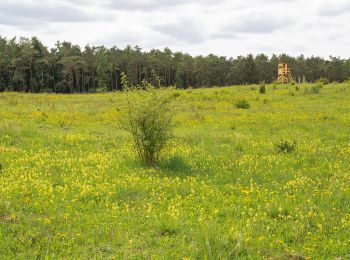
[{"left": 1, "top": 36, "right": 350, "bottom": 93}]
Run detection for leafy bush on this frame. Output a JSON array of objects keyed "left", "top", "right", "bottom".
[
  {"left": 275, "top": 139, "right": 297, "bottom": 154},
  {"left": 39, "top": 88, "right": 53, "bottom": 93},
  {"left": 291, "top": 81, "right": 296, "bottom": 86},
  {"left": 118, "top": 74, "right": 178, "bottom": 165},
  {"left": 304, "top": 84, "right": 322, "bottom": 94},
  {"left": 235, "top": 99, "right": 250, "bottom": 109},
  {"left": 96, "top": 87, "right": 108, "bottom": 93},
  {"left": 259, "top": 82, "right": 266, "bottom": 94},
  {"left": 335, "top": 86, "right": 346, "bottom": 93},
  {"left": 315, "top": 77, "right": 329, "bottom": 85}
]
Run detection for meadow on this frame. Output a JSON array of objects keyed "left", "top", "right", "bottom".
[{"left": 1, "top": 83, "right": 350, "bottom": 259}]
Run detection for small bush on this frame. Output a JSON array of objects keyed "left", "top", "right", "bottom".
[
  {"left": 235, "top": 99, "right": 250, "bottom": 109},
  {"left": 259, "top": 82, "right": 266, "bottom": 94},
  {"left": 291, "top": 81, "right": 296, "bottom": 86},
  {"left": 312, "top": 84, "right": 323, "bottom": 93},
  {"left": 96, "top": 87, "right": 108, "bottom": 93},
  {"left": 295, "top": 86, "right": 300, "bottom": 91},
  {"left": 316, "top": 77, "right": 329, "bottom": 85},
  {"left": 118, "top": 74, "right": 178, "bottom": 165},
  {"left": 304, "top": 84, "right": 322, "bottom": 94},
  {"left": 335, "top": 87, "right": 346, "bottom": 93},
  {"left": 275, "top": 139, "right": 297, "bottom": 154}
]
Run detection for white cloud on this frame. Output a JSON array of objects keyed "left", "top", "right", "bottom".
[{"left": 0, "top": 0, "right": 349, "bottom": 58}]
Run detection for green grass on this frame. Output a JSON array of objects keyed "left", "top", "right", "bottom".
[{"left": 1, "top": 83, "right": 350, "bottom": 258}]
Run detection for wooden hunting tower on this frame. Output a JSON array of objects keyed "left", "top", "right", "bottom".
[{"left": 277, "top": 63, "right": 293, "bottom": 84}]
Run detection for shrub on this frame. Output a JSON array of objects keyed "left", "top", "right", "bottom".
[
  {"left": 259, "top": 82, "right": 266, "bottom": 94},
  {"left": 304, "top": 84, "right": 322, "bottom": 94},
  {"left": 39, "top": 88, "right": 53, "bottom": 93},
  {"left": 275, "top": 139, "right": 297, "bottom": 154},
  {"left": 96, "top": 87, "right": 108, "bottom": 93},
  {"left": 315, "top": 77, "right": 329, "bottom": 85},
  {"left": 312, "top": 84, "right": 323, "bottom": 93},
  {"left": 335, "top": 87, "right": 346, "bottom": 93},
  {"left": 291, "top": 81, "right": 296, "bottom": 86},
  {"left": 235, "top": 99, "right": 250, "bottom": 109},
  {"left": 118, "top": 74, "right": 178, "bottom": 165},
  {"left": 295, "top": 86, "right": 300, "bottom": 91}
]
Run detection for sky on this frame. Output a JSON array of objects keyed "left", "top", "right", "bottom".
[{"left": 0, "top": 0, "right": 349, "bottom": 58}]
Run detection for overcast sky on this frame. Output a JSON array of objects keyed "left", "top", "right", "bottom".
[{"left": 0, "top": 0, "right": 349, "bottom": 58}]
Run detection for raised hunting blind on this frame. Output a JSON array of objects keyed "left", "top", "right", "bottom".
[{"left": 277, "top": 63, "right": 293, "bottom": 84}]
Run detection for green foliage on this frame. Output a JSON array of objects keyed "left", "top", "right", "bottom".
[
  {"left": 259, "top": 82, "right": 266, "bottom": 94},
  {"left": 196, "top": 224, "right": 245, "bottom": 258},
  {"left": 159, "top": 155, "right": 189, "bottom": 174},
  {"left": 96, "top": 86, "right": 108, "bottom": 93},
  {"left": 118, "top": 74, "right": 178, "bottom": 165},
  {"left": 96, "top": 48, "right": 110, "bottom": 90},
  {"left": 1, "top": 36, "right": 350, "bottom": 93},
  {"left": 304, "top": 84, "right": 323, "bottom": 94},
  {"left": 344, "top": 78, "right": 350, "bottom": 85},
  {"left": 316, "top": 77, "right": 329, "bottom": 85},
  {"left": 275, "top": 139, "right": 297, "bottom": 153},
  {"left": 235, "top": 99, "right": 250, "bottom": 109}
]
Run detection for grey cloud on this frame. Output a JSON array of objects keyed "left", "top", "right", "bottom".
[
  {"left": 98, "top": 32, "right": 141, "bottom": 47},
  {"left": 0, "top": 0, "right": 348, "bottom": 58},
  {"left": 261, "top": 0, "right": 298, "bottom": 2},
  {"left": 213, "top": 15, "right": 292, "bottom": 39},
  {"left": 152, "top": 20, "right": 205, "bottom": 44},
  {"left": 106, "top": 0, "right": 223, "bottom": 11},
  {"left": 318, "top": 3, "right": 350, "bottom": 16},
  {"left": 0, "top": 0, "right": 93, "bottom": 26},
  {"left": 211, "top": 31, "right": 237, "bottom": 39},
  {"left": 237, "top": 16, "right": 286, "bottom": 34}
]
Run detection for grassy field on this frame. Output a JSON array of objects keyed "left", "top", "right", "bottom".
[{"left": 1, "top": 83, "right": 350, "bottom": 259}]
